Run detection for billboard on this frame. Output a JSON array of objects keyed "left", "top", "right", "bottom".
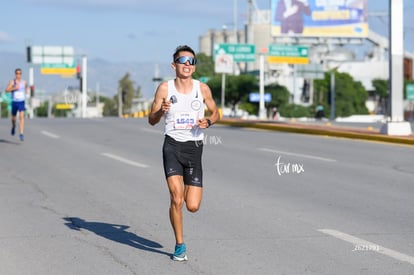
[{"left": 271, "top": 0, "right": 368, "bottom": 38}]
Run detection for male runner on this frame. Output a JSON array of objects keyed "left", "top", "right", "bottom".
[
  {"left": 5, "top": 68, "right": 28, "bottom": 141},
  {"left": 148, "top": 45, "right": 219, "bottom": 261}
]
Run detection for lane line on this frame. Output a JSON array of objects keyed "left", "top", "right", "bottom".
[
  {"left": 259, "top": 148, "right": 337, "bottom": 162},
  {"left": 318, "top": 229, "right": 414, "bottom": 266},
  {"left": 101, "top": 153, "right": 149, "bottom": 168},
  {"left": 41, "top": 130, "right": 60, "bottom": 139},
  {"left": 140, "top": 128, "right": 163, "bottom": 134}
]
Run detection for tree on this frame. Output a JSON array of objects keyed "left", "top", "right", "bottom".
[
  {"left": 36, "top": 101, "right": 48, "bottom": 117},
  {"left": 265, "top": 84, "right": 295, "bottom": 117},
  {"left": 118, "top": 73, "right": 135, "bottom": 114},
  {"left": 314, "top": 71, "right": 369, "bottom": 118},
  {"left": 265, "top": 84, "right": 290, "bottom": 109},
  {"left": 239, "top": 83, "right": 292, "bottom": 116},
  {"left": 103, "top": 95, "right": 118, "bottom": 116},
  {"left": 135, "top": 85, "right": 143, "bottom": 98},
  {"left": 1, "top": 101, "right": 9, "bottom": 118},
  {"left": 193, "top": 53, "right": 214, "bottom": 80},
  {"left": 372, "top": 79, "right": 388, "bottom": 115},
  {"left": 1, "top": 92, "right": 11, "bottom": 118},
  {"left": 208, "top": 74, "right": 257, "bottom": 107}
]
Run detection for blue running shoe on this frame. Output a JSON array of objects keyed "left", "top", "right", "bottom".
[
  {"left": 172, "top": 243, "right": 188, "bottom": 261},
  {"left": 11, "top": 126, "right": 15, "bottom": 136},
  {"left": 19, "top": 134, "right": 24, "bottom": 141}
]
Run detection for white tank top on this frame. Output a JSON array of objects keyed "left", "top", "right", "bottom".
[
  {"left": 164, "top": 79, "right": 205, "bottom": 142},
  {"left": 12, "top": 80, "right": 26, "bottom": 102}
]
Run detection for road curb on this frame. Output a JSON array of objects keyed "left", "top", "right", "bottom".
[{"left": 217, "top": 119, "right": 414, "bottom": 146}]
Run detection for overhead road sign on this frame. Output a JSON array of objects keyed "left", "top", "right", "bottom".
[
  {"left": 214, "top": 43, "right": 256, "bottom": 62},
  {"left": 267, "top": 45, "right": 309, "bottom": 64},
  {"left": 296, "top": 64, "right": 324, "bottom": 79},
  {"left": 29, "top": 46, "right": 75, "bottom": 65},
  {"left": 41, "top": 63, "right": 77, "bottom": 75}
]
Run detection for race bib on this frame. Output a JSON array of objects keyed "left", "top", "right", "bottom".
[
  {"left": 13, "top": 91, "right": 25, "bottom": 100},
  {"left": 174, "top": 112, "right": 197, "bottom": 129}
]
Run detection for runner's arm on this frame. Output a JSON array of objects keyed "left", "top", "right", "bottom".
[
  {"left": 5, "top": 80, "right": 16, "bottom": 93},
  {"left": 148, "top": 82, "right": 169, "bottom": 126},
  {"left": 199, "top": 83, "right": 219, "bottom": 128}
]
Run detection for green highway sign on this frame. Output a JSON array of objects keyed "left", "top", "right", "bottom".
[
  {"left": 41, "top": 63, "right": 75, "bottom": 68},
  {"left": 214, "top": 43, "right": 256, "bottom": 62},
  {"left": 268, "top": 45, "right": 309, "bottom": 57},
  {"left": 407, "top": 83, "right": 414, "bottom": 101},
  {"left": 268, "top": 45, "right": 309, "bottom": 64}
]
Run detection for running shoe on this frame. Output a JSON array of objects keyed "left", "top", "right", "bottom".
[
  {"left": 11, "top": 126, "right": 15, "bottom": 136},
  {"left": 172, "top": 243, "right": 188, "bottom": 261},
  {"left": 19, "top": 134, "right": 24, "bottom": 141}
]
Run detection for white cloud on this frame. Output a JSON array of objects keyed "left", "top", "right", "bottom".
[{"left": 0, "top": 31, "right": 13, "bottom": 43}]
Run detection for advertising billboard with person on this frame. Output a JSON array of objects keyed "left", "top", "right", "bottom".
[{"left": 271, "top": 0, "right": 368, "bottom": 37}]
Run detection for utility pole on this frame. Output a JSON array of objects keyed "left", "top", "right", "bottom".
[
  {"left": 380, "top": 0, "right": 412, "bottom": 135},
  {"left": 118, "top": 87, "right": 123, "bottom": 118},
  {"left": 259, "top": 53, "right": 266, "bottom": 119},
  {"left": 330, "top": 70, "right": 335, "bottom": 121},
  {"left": 81, "top": 55, "right": 87, "bottom": 118},
  {"left": 246, "top": 0, "right": 254, "bottom": 72},
  {"left": 233, "top": 0, "right": 238, "bottom": 43}
]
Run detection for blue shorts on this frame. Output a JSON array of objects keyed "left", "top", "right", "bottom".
[{"left": 11, "top": 101, "right": 26, "bottom": 116}]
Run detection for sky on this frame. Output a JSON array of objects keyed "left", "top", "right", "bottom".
[{"left": 1, "top": 0, "right": 414, "bottom": 65}]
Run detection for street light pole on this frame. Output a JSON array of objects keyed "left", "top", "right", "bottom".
[
  {"left": 330, "top": 70, "right": 335, "bottom": 120},
  {"left": 118, "top": 87, "right": 123, "bottom": 118},
  {"left": 221, "top": 73, "right": 226, "bottom": 111},
  {"left": 259, "top": 53, "right": 266, "bottom": 119},
  {"left": 81, "top": 55, "right": 87, "bottom": 118},
  {"left": 380, "top": 0, "right": 412, "bottom": 135}
]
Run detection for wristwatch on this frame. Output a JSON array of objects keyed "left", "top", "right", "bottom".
[{"left": 206, "top": 119, "right": 212, "bottom": 128}]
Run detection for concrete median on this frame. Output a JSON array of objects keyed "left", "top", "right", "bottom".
[{"left": 217, "top": 118, "right": 414, "bottom": 146}]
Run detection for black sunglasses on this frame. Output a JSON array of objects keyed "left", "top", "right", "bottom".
[{"left": 174, "top": 56, "right": 196, "bottom": 65}]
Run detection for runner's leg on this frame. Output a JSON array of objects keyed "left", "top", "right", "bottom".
[
  {"left": 167, "top": 175, "right": 185, "bottom": 245},
  {"left": 184, "top": 185, "right": 202, "bottom": 212},
  {"left": 19, "top": 109, "right": 25, "bottom": 134}
]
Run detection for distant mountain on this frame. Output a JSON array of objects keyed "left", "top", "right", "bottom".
[{"left": 0, "top": 51, "right": 172, "bottom": 99}]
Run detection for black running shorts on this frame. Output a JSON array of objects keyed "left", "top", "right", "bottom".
[{"left": 162, "top": 135, "right": 203, "bottom": 187}]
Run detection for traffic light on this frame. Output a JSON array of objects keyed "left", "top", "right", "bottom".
[
  {"left": 301, "top": 80, "right": 310, "bottom": 103},
  {"left": 122, "top": 90, "right": 126, "bottom": 104},
  {"left": 76, "top": 65, "right": 81, "bottom": 79},
  {"left": 76, "top": 65, "right": 83, "bottom": 93},
  {"left": 80, "top": 78, "right": 83, "bottom": 93},
  {"left": 26, "top": 46, "right": 32, "bottom": 63},
  {"left": 30, "top": 85, "right": 35, "bottom": 97}
]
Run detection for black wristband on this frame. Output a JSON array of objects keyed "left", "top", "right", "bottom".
[{"left": 206, "top": 119, "right": 212, "bottom": 128}]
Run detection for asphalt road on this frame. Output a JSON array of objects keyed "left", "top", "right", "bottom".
[{"left": 0, "top": 118, "right": 413, "bottom": 275}]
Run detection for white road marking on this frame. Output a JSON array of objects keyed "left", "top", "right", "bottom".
[
  {"left": 101, "top": 153, "right": 149, "bottom": 168},
  {"left": 41, "top": 131, "right": 60, "bottom": 139},
  {"left": 259, "top": 148, "right": 337, "bottom": 162},
  {"left": 140, "top": 127, "right": 163, "bottom": 134},
  {"left": 318, "top": 229, "right": 414, "bottom": 266}
]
